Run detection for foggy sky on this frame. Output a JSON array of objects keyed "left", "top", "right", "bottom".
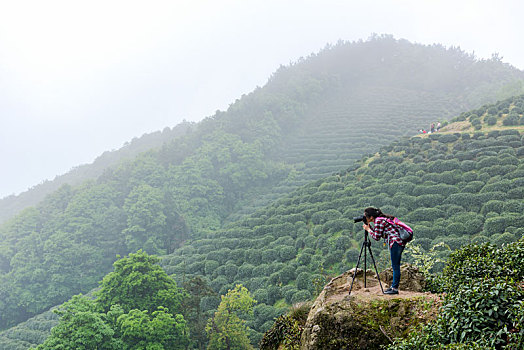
[{"left": 1, "top": 0, "right": 523, "bottom": 198}]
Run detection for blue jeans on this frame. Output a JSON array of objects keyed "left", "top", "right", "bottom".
[{"left": 390, "top": 242, "right": 404, "bottom": 289}]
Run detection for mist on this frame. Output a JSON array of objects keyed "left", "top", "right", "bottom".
[{"left": 1, "top": 0, "right": 523, "bottom": 198}]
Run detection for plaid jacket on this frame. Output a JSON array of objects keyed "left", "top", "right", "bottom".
[{"left": 368, "top": 217, "right": 405, "bottom": 248}]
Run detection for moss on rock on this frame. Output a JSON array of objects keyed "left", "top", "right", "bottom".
[{"left": 301, "top": 296, "right": 439, "bottom": 349}]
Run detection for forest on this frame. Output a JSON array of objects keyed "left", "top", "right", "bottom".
[
  {"left": 159, "top": 95, "right": 524, "bottom": 347},
  {"left": 2, "top": 35, "right": 523, "bottom": 226},
  {"left": 0, "top": 36, "right": 523, "bottom": 349},
  {"left": 3, "top": 93, "right": 522, "bottom": 349}
]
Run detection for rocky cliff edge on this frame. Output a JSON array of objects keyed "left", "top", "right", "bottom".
[{"left": 299, "top": 264, "right": 441, "bottom": 350}]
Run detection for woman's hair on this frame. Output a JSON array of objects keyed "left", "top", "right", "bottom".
[{"left": 364, "top": 207, "right": 395, "bottom": 220}]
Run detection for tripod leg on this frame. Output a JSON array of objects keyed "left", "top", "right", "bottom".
[
  {"left": 364, "top": 242, "right": 367, "bottom": 288},
  {"left": 348, "top": 241, "right": 366, "bottom": 295},
  {"left": 366, "top": 244, "right": 384, "bottom": 294}
]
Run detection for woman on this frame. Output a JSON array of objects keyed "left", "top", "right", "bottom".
[{"left": 362, "top": 207, "right": 405, "bottom": 295}]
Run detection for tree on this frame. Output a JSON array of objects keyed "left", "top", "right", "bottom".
[
  {"left": 96, "top": 250, "right": 184, "bottom": 315},
  {"left": 34, "top": 295, "right": 121, "bottom": 350},
  {"left": 122, "top": 184, "right": 168, "bottom": 254},
  {"left": 35, "top": 251, "right": 189, "bottom": 349},
  {"left": 116, "top": 307, "right": 188, "bottom": 350},
  {"left": 206, "top": 284, "right": 256, "bottom": 350},
  {"left": 182, "top": 276, "right": 216, "bottom": 350}
]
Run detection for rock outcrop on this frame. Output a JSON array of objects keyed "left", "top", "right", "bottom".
[{"left": 299, "top": 264, "right": 440, "bottom": 350}]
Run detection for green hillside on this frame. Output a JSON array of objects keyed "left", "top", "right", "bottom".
[
  {"left": 3, "top": 94, "right": 523, "bottom": 349},
  {"left": 1, "top": 35, "right": 524, "bottom": 346},
  {"left": 0, "top": 121, "right": 195, "bottom": 225},
  {"left": 2, "top": 35, "right": 523, "bottom": 228},
  {"left": 5, "top": 35, "right": 520, "bottom": 331},
  {"left": 157, "top": 94, "right": 524, "bottom": 343}
]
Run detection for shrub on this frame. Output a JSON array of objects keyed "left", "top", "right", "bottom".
[
  {"left": 483, "top": 216, "right": 506, "bottom": 235},
  {"left": 459, "top": 160, "right": 476, "bottom": 172},
  {"left": 414, "top": 194, "right": 445, "bottom": 208},
  {"left": 437, "top": 134, "right": 459, "bottom": 143},
  {"left": 487, "top": 107, "right": 498, "bottom": 115},
  {"left": 254, "top": 288, "right": 269, "bottom": 305},
  {"left": 295, "top": 272, "right": 312, "bottom": 291},
  {"left": 503, "top": 114, "right": 520, "bottom": 126},
  {"left": 389, "top": 240, "right": 524, "bottom": 349},
  {"left": 502, "top": 200, "right": 524, "bottom": 214},
  {"left": 445, "top": 223, "right": 468, "bottom": 236},
  {"left": 247, "top": 277, "right": 268, "bottom": 293},
  {"left": 470, "top": 118, "right": 481, "bottom": 127},
  {"left": 211, "top": 276, "right": 229, "bottom": 292},
  {"left": 291, "top": 290, "right": 311, "bottom": 304},
  {"left": 491, "top": 232, "right": 517, "bottom": 246},
  {"left": 345, "top": 248, "right": 360, "bottom": 263},
  {"left": 279, "top": 246, "right": 297, "bottom": 262},
  {"left": 322, "top": 219, "right": 353, "bottom": 234},
  {"left": 260, "top": 315, "right": 302, "bottom": 350},
  {"left": 224, "top": 263, "right": 239, "bottom": 281},
  {"left": 205, "top": 260, "right": 220, "bottom": 276},
  {"left": 444, "top": 193, "right": 482, "bottom": 210},
  {"left": 262, "top": 249, "right": 280, "bottom": 264},
  {"left": 237, "top": 264, "right": 254, "bottom": 279},
  {"left": 253, "top": 264, "right": 270, "bottom": 277},
  {"left": 437, "top": 278, "right": 524, "bottom": 347},
  {"left": 441, "top": 243, "right": 499, "bottom": 289},
  {"left": 407, "top": 207, "right": 446, "bottom": 222},
  {"left": 480, "top": 200, "right": 504, "bottom": 215},
  {"left": 440, "top": 235, "right": 470, "bottom": 250}
]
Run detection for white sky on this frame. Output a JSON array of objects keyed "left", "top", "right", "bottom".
[{"left": 0, "top": 0, "right": 523, "bottom": 198}]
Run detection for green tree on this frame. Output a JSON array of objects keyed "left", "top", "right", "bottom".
[
  {"left": 96, "top": 250, "right": 185, "bottom": 315},
  {"left": 206, "top": 284, "right": 256, "bottom": 350},
  {"left": 182, "top": 276, "right": 216, "bottom": 350},
  {"left": 34, "top": 251, "right": 189, "bottom": 349},
  {"left": 122, "top": 184, "right": 168, "bottom": 254},
  {"left": 34, "top": 295, "right": 121, "bottom": 350},
  {"left": 116, "top": 307, "right": 188, "bottom": 350}
]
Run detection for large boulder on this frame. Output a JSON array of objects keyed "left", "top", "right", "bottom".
[
  {"left": 299, "top": 264, "right": 439, "bottom": 350},
  {"left": 379, "top": 264, "right": 426, "bottom": 292}
]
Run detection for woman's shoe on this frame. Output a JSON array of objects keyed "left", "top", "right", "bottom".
[{"left": 384, "top": 288, "right": 398, "bottom": 295}]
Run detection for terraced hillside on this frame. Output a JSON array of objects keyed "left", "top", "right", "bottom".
[
  {"left": 233, "top": 86, "right": 461, "bottom": 218},
  {"left": 3, "top": 36, "right": 523, "bottom": 228},
  {"left": 1, "top": 36, "right": 524, "bottom": 348},
  {"left": 3, "top": 94, "right": 521, "bottom": 348},
  {"left": 157, "top": 94, "right": 524, "bottom": 344}
]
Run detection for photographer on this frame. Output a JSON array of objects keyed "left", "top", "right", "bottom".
[{"left": 361, "top": 207, "right": 405, "bottom": 295}]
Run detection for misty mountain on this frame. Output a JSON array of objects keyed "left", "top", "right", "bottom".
[
  {"left": 0, "top": 122, "right": 195, "bottom": 225},
  {"left": 0, "top": 35, "right": 523, "bottom": 336},
  {"left": 1, "top": 35, "right": 523, "bottom": 227},
  {"left": 2, "top": 93, "right": 523, "bottom": 349}
]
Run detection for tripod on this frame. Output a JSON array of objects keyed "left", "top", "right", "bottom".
[{"left": 348, "top": 230, "right": 384, "bottom": 295}]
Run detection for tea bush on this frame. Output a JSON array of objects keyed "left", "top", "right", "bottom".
[{"left": 387, "top": 238, "right": 524, "bottom": 349}]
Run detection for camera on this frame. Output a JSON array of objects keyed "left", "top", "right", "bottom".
[{"left": 353, "top": 215, "right": 366, "bottom": 223}]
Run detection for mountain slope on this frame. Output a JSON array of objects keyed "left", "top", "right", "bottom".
[
  {"left": 156, "top": 94, "right": 524, "bottom": 343},
  {"left": 1, "top": 93, "right": 523, "bottom": 348},
  {"left": 2, "top": 35, "right": 523, "bottom": 227},
  {"left": 0, "top": 36, "right": 523, "bottom": 335},
  {"left": 0, "top": 122, "right": 194, "bottom": 225}
]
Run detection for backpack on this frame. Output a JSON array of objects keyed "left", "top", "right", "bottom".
[{"left": 386, "top": 217, "right": 413, "bottom": 243}]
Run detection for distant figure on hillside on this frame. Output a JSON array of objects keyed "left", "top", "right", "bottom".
[
  {"left": 430, "top": 123, "right": 435, "bottom": 133},
  {"left": 436, "top": 122, "right": 441, "bottom": 131},
  {"left": 362, "top": 207, "right": 408, "bottom": 295},
  {"left": 419, "top": 129, "right": 427, "bottom": 134}
]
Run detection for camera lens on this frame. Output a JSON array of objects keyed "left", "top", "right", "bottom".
[{"left": 353, "top": 215, "right": 365, "bottom": 223}]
